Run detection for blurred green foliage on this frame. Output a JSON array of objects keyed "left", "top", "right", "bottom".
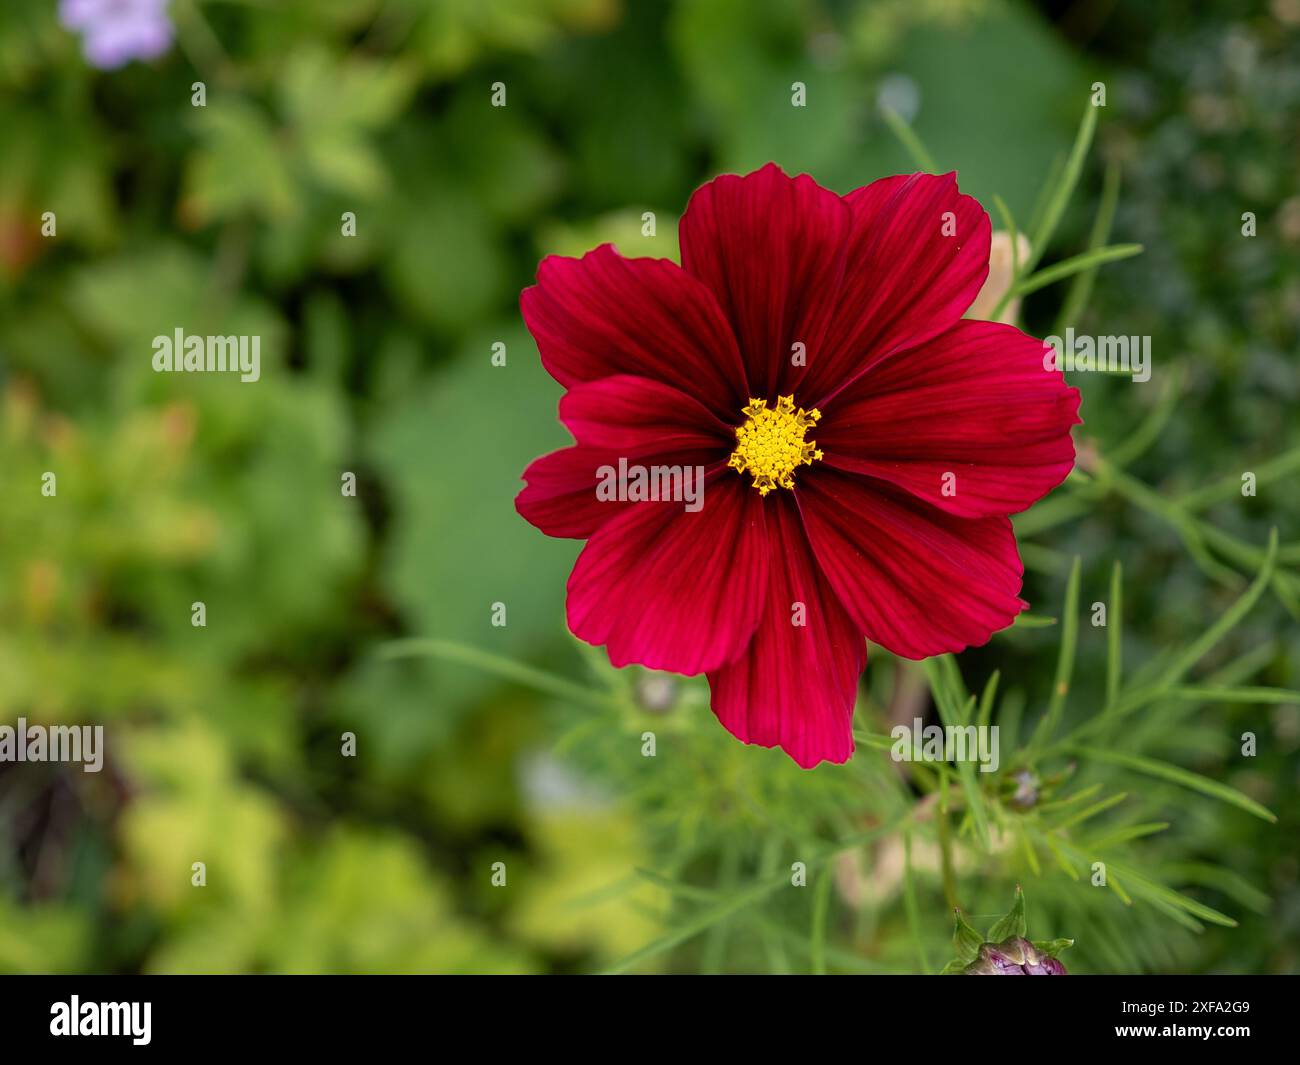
[{"left": 0, "top": 0, "right": 1296, "bottom": 974}]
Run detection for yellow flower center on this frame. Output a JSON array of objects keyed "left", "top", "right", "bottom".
[{"left": 727, "top": 395, "right": 823, "bottom": 496}]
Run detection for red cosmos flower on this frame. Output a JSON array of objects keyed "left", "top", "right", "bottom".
[{"left": 517, "top": 164, "right": 1081, "bottom": 768}]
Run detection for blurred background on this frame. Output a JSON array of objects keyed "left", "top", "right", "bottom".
[{"left": 0, "top": 0, "right": 1297, "bottom": 974}]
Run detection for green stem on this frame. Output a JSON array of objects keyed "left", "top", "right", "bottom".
[
  {"left": 879, "top": 104, "right": 938, "bottom": 172},
  {"left": 937, "top": 776, "right": 958, "bottom": 912},
  {"left": 378, "top": 638, "right": 618, "bottom": 711}
]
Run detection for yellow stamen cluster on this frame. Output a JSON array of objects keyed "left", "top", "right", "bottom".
[{"left": 728, "top": 394, "right": 823, "bottom": 496}]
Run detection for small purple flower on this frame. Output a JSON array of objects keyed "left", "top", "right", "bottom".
[
  {"left": 1010, "top": 769, "right": 1039, "bottom": 808},
  {"left": 60, "top": 0, "right": 173, "bottom": 70}
]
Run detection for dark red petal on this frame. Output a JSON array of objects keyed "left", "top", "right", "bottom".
[
  {"left": 516, "top": 446, "right": 621, "bottom": 539},
  {"left": 801, "top": 173, "right": 991, "bottom": 408},
  {"left": 517, "top": 376, "right": 731, "bottom": 540},
  {"left": 679, "top": 163, "right": 849, "bottom": 398},
  {"left": 798, "top": 468, "right": 1025, "bottom": 659},
  {"left": 521, "top": 244, "right": 748, "bottom": 420},
  {"left": 558, "top": 374, "right": 734, "bottom": 451},
  {"left": 817, "top": 321, "right": 1081, "bottom": 517},
  {"left": 566, "top": 475, "right": 769, "bottom": 674},
  {"left": 708, "top": 495, "right": 864, "bottom": 768}
]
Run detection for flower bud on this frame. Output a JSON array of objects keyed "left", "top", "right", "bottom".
[
  {"left": 942, "top": 886, "right": 1072, "bottom": 974},
  {"left": 965, "top": 936, "right": 1067, "bottom": 975}
]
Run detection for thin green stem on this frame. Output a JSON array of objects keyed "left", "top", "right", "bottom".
[
  {"left": 378, "top": 638, "right": 618, "bottom": 711},
  {"left": 879, "top": 104, "right": 938, "bottom": 172}
]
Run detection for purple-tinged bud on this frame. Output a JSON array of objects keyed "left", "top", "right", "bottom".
[
  {"left": 944, "top": 888, "right": 1072, "bottom": 975},
  {"left": 1026, "top": 954, "right": 1068, "bottom": 976},
  {"left": 964, "top": 937, "right": 1068, "bottom": 975}
]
